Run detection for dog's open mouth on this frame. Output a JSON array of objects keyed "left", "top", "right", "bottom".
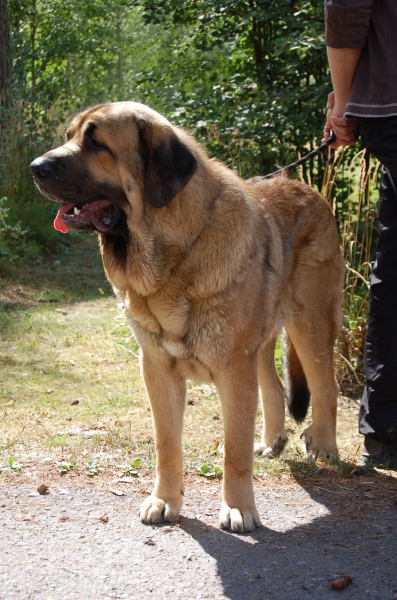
[{"left": 54, "top": 200, "right": 120, "bottom": 233}]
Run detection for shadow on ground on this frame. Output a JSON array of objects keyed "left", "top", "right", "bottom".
[
  {"left": 180, "top": 470, "right": 397, "bottom": 600},
  {"left": 0, "top": 470, "right": 396, "bottom": 599}
]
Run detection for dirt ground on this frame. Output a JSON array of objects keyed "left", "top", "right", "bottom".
[{"left": 1, "top": 467, "right": 397, "bottom": 600}]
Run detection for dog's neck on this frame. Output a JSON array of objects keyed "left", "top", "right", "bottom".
[
  {"left": 98, "top": 160, "right": 220, "bottom": 297},
  {"left": 99, "top": 161, "right": 264, "bottom": 306}
]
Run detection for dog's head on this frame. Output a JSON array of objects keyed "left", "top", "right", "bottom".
[{"left": 30, "top": 102, "right": 198, "bottom": 235}]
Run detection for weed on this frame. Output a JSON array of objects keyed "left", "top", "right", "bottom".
[
  {"left": 84, "top": 460, "right": 100, "bottom": 477},
  {"left": 120, "top": 458, "right": 141, "bottom": 477},
  {"left": 0, "top": 456, "right": 23, "bottom": 472},
  {"left": 198, "top": 463, "right": 223, "bottom": 479},
  {"left": 56, "top": 461, "right": 77, "bottom": 475}
]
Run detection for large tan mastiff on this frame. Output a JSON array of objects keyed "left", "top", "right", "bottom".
[{"left": 31, "top": 102, "right": 345, "bottom": 532}]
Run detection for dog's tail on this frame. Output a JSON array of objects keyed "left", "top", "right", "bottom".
[{"left": 283, "top": 333, "right": 310, "bottom": 423}]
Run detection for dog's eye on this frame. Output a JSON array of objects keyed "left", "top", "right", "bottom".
[{"left": 90, "top": 138, "right": 107, "bottom": 151}]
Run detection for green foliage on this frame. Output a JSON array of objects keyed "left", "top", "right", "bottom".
[
  {"left": 7, "top": 0, "right": 332, "bottom": 178},
  {"left": 0, "top": 92, "right": 65, "bottom": 271},
  {"left": 56, "top": 460, "right": 78, "bottom": 474},
  {"left": 322, "top": 148, "right": 379, "bottom": 392},
  {"left": 121, "top": 457, "right": 141, "bottom": 476},
  {"left": 140, "top": 0, "right": 330, "bottom": 178},
  {"left": 0, "top": 456, "right": 23, "bottom": 472},
  {"left": 0, "top": 197, "right": 37, "bottom": 273},
  {"left": 198, "top": 463, "right": 222, "bottom": 478},
  {"left": 84, "top": 459, "right": 101, "bottom": 477},
  {"left": 8, "top": 0, "right": 171, "bottom": 111}
]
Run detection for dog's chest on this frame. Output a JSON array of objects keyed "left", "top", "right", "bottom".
[{"left": 125, "top": 288, "right": 231, "bottom": 363}]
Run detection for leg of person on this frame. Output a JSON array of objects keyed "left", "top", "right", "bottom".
[{"left": 358, "top": 117, "right": 397, "bottom": 465}]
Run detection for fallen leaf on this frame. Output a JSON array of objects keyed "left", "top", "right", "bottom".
[
  {"left": 59, "top": 515, "right": 69, "bottom": 522},
  {"left": 330, "top": 575, "right": 354, "bottom": 590}
]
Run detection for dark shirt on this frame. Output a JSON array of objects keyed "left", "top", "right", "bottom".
[{"left": 325, "top": 0, "right": 397, "bottom": 117}]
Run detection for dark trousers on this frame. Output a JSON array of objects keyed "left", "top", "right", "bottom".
[{"left": 358, "top": 117, "right": 397, "bottom": 444}]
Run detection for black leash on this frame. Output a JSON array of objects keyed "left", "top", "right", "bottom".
[{"left": 262, "top": 130, "right": 337, "bottom": 179}]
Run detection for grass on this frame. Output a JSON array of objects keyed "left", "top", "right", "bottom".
[
  {"left": 321, "top": 147, "right": 379, "bottom": 395},
  {"left": 0, "top": 231, "right": 387, "bottom": 486}
]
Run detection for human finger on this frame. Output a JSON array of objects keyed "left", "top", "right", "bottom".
[
  {"left": 326, "top": 91, "right": 335, "bottom": 110},
  {"left": 330, "top": 115, "right": 358, "bottom": 132},
  {"left": 322, "top": 125, "right": 332, "bottom": 143},
  {"left": 330, "top": 117, "right": 358, "bottom": 146},
  {"left": 323, "top": 125, "right": 356, "bottom": 148},
  {"left": 332, "top": 130, "right": 357, "bottom": 147}
]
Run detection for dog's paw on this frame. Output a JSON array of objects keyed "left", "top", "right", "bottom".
[
  {"left": 139, "top": 496, "right": 180, "bottom": 525},
  {"left": 301, "top": 428, "right": 338, "bottom": 463},
  {"left": 254, "top": 435, "right": 288, "bottom": 458},
  {"left": 219, "top": 502, "right": 261, "bottom": 533}
]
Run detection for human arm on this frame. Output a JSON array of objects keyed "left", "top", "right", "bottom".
[
  {"left": 323, "top": 0, "right": 373, "bottom": 147},
  {"left": 323, "top": 47, "right": 362, "bottom": 147}
]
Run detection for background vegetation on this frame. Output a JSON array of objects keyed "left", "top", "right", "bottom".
[{"left": 1, "top": 0, "right": 378, "bottom": 388}]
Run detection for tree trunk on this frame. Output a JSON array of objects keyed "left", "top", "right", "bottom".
[{"left": 0, "top": 0, "right": 13, "bottom": 108}]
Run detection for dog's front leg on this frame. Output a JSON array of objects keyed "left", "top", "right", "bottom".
[
  {"left": 214, "top": 356, "right": 261, "bottom": 533},
  {"left": 139, "top": 350, "right": 186, "bottom": 524}
]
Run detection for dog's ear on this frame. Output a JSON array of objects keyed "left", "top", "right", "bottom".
[{"left": 136, "top": 117, "right": 198, "bottom": 208}]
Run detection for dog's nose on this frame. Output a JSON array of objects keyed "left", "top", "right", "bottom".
[{"left": 30, "top": 157, "right": 52, "bottom": 179}]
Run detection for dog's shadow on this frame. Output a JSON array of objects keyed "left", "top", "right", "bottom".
[{"left": 178, "top": 469, "right": 397, "bottom": 600}]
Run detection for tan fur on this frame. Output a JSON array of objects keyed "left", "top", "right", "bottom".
[{"left": 31, "top": 102, "right": 345, "bottom": 533}]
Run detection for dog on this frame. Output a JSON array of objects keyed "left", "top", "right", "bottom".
[{"left": 30, "top": 102, "right": 345, "bottom": 533}]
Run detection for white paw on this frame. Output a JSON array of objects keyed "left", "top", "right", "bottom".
[
  {"left": 301, "top": 429, "right": 338, "bottom": 462},
  {"left": 254, "top": 435, "right": 288, "bottom": 458},
  {"left": 219, "top": 502, "right": 261, "bottom": 533},
  {"left": 139, "top": 496, "right": 180, "bottom": 524}
]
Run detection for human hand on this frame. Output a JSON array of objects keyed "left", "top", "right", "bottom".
[{"left": 323, "top": 91, "right": 358, "bottom": 148}]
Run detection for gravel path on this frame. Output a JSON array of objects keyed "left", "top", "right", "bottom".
[{"left": 1, "top": 473, "right": 396, "bottom": 600}]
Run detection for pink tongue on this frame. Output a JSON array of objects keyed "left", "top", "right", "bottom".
[{"left": 54, "top": 203, "right": 74, "bottom": 233}]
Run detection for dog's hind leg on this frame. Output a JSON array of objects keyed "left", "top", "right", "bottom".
[
  {"left": 139, "top": 350, "right": 186, "bottom": 524},
  {"left": 285, "top": 305, "right": 340, "bottom": 462},
  {"left": 255, "top": 337, "right": 288, "bottom": 457}
]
